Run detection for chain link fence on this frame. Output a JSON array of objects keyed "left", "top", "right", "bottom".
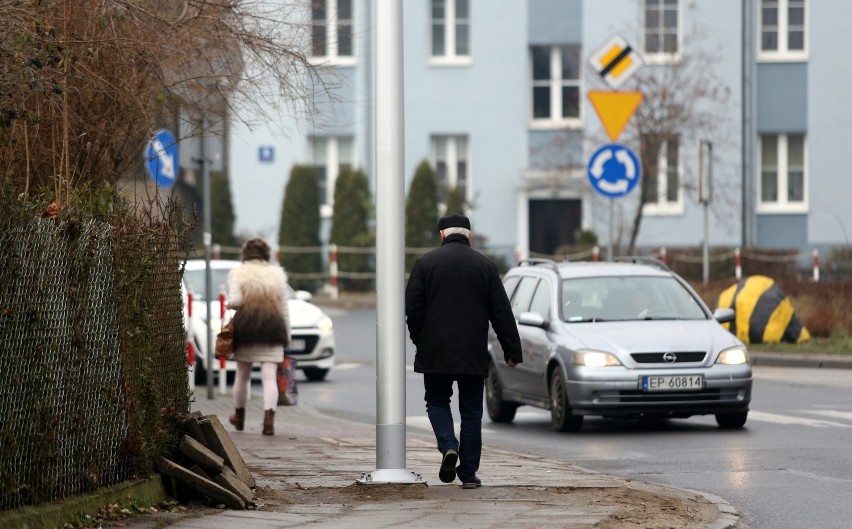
[{"left": 0, "top": 215, "right": 188, "bottom": 511}]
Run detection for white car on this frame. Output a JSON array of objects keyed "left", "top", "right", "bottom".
[{"left": 182, "top": 259, "right": 335, "bottom": 382}]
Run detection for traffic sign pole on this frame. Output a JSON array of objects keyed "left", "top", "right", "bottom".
[{"left": 608, "top": 199, "right": 614, "bottom": 262}]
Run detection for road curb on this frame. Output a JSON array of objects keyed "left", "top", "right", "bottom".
[{"left": 750, "top": 351, "right": 852, "bottom": 369}]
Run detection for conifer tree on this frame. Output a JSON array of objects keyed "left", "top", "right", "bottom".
[
  {"left": 330, "top": 167, "right": 374, "bottom": 291},
  {"left": 210, "top": 170, "right": 238, "bottom": 251},
  {"left": 405, "top": 160, "right": 440, "bottom": 271},
  {"left": 444, "top": 185, "right": 468, "bottom": 217},
  {"left": 279, "top": 165, "right": 323, "bottom": 291}
]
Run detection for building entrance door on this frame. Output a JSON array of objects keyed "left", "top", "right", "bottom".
[{"left": 528, "top": 199, "right": 581, "bottom": 256}]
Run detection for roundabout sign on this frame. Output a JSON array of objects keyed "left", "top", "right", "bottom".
[{"left": 587, "top": 143, "right": 641, "bottom": 198}]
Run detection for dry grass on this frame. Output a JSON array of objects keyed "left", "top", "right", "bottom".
[{"left": 690, "top": 279, "right": 852, "bottom": 354}]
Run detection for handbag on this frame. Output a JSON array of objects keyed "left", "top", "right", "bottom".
[
  {"left": 277, "top": 354, "right": 298, "bottom": 406},
  {"left": 214, "top": 319, "right": 234, "bottom": 359}
]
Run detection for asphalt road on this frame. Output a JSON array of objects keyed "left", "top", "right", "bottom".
[{"left": 294, "top": 306, "right": 852, "bottom": 529}]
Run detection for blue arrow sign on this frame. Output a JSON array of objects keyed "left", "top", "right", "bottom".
[
  {"left": 144, "top": 129, "right": 179, "bottom": 188},
  {"left": 587, "top": 143, "right": 641, "bottom": 198}
]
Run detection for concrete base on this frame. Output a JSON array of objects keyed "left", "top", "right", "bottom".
[{"left": 357, "top": 469, "right": 425, "bottom": 484}]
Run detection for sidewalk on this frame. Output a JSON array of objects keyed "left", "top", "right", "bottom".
[{"left": 121, "top": 394, "right": 740, "bottom": 529}]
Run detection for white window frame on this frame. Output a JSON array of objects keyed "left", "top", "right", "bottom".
[
  {"left": 757, "top": 0, "right": 808, "bottom": 62},
  {"left": 643, "top": 0, "right": 682, "bottom": 64},
  {"left": 642, "top": 136, "right": 683, "bottom": 216},
  {"left": 529, "top": 45, "right": 583, "bottom": 130},
  {"left": 431, "top": 135, "right": 470, "bottom": 209},
  {"left": 428, "top": 0, "right": 472, "bottom": 67},
  {"left": 309, "top": 0, "right": 356, "bottom": 66},
  {"left": 757, "top": 133, "right": 808, "bottom": 214},
  {"left": 310, "top": 136, "right": 354, "bottom": 218}
]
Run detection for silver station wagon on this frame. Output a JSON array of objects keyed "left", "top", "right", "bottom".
[{"left": 486, "top": 258, "right": 752, "bottom": 432}]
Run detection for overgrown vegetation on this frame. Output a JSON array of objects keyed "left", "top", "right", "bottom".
[
  {"left": 0, "top": 1, "right": 316, "bottom": 204},
  {"left": 0, "top": 188, "right": 191, "bottom": 511}
]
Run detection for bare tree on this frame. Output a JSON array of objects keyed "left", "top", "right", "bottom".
[
  {"left": 0, "top": 0, "right": 318, "bottom": 207},
  {"left": 624, "top": 34, "right": 732, "bottom": 254}
]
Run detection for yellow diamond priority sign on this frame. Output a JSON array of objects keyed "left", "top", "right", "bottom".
[{"left": 589, "top": 34, "right": 644, "bottom": 90}]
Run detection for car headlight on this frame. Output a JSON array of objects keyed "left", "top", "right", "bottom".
[
  {"left": 317, "top": 316, "right": 333, "bottom": 332},
  {"left": 572, "top": 350, "right": 622, "bottom": 367},
  {"left": 716, "top": 346, "right": 749, "bottom": 365}
]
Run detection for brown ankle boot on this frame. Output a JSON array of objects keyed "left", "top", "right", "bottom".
[
  {"left": 262, "top": 409, "right": 275, "bottom": 436},
  {"left": 229, "top": 408, "right": 245, "bottom": 431}
]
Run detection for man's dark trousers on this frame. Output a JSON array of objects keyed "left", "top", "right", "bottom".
[{"left": 423, "top": 373, "right": 485, "bottom": 482}]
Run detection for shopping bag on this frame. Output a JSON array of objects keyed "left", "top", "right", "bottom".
[
  {"left": 214, "top": 319, "right": 233, "bottom": 359},
  {"left": 277, "top": 355, "right": 298, "bottom": 406}
]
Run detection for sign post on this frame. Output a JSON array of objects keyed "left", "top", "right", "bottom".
[{"left": 699, "top": 140, "right": 713, "bottom": 284}]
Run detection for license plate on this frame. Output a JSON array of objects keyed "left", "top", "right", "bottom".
[
  {"left": 642, "top": 374, "right": 704, "bottom": 392},
  {"left": 287, "top": 339, "right": 306, "bottom": 352}
]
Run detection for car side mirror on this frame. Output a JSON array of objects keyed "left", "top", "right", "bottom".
[
  {"left": 296, "top": 290, "right": 313, "bottom": 302},
  {"left": 713, "top": 307, "right": 735, "bottom": 323},
  {"left": 518, "top": 311, "right": 548, "bottom": 329}
]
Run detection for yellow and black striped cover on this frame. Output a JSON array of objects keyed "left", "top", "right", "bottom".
[{"left": 717, "top": 275, "right": 811, "bottom": 344}]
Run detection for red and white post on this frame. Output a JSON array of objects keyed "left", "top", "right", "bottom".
[
  {"left": 734, "top": 247, "right": 742, "bottom": 280},
  {"left": 659, "top": 247, "right": 667, "bottom": 266},
  {"left": 812, "top": 249, "right": 820, "bottom": 282},
  {"left": 187, "top": 291, "right": 195, "bottom": 391},
  {"left": 218, "top": 289, "right": 227, "bottom": 395},
  {"left": 329, "top": 244, "right": 339, "bottom": 300},
  {"left": 592, "top": 246, "right": 600, "bottom": 262}
]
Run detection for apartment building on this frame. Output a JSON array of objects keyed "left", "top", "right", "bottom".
[{"left": 229, "top": 0, "right": 851, "bottom": 265}]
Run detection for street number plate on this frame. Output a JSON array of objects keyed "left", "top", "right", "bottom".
[{"left": 642, "top": 374, "right": 704, "bottom": 392}]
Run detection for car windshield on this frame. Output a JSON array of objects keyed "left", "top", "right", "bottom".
[
  {"left": 561, "top": 275, "right": 707, "bottom": 322},
  {"left": 183, "top": 266, "right": 296, "bottom": 300}
]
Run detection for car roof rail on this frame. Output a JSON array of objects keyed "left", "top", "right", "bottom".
[
  {"left": 612, "top": 255, "right": 671, "bottom": 271},
  {"left": 517, "top": 258, "right": 561, "bottom": 275}
]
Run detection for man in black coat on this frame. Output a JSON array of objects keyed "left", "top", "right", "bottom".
[{"left": 405, "top": 214, "right": 523, "bottom": 488}]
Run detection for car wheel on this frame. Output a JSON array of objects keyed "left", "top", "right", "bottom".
[
  {"left": 715, "top": 411, "right": 748, "bottom": 429},
  {"left": 486, "top": 363, "right": 518, "bottom": 423},
  {"left": 303, "top": 367, "right": 329, "bottom": 382},
  {"left": 549, "top": 369, "right": 583, "bottom": 432}
]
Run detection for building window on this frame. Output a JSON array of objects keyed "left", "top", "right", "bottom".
[
  {"left": 310, "top": 136, "right": 354, "bottom": 216},
  {"left": 758, "top": 133, "right": 807, "bottom": 212},
  {"left": 530, "top": 45, "right": 581, "bottom": 127},
  {"left": 431, "top": 135, "right": 469, "bottom": 206},
  {"left": 430, "top": 0, "right": 470, "bottom": 64},
  {"left": 644, "top": 0, "right": 680, "bottom": 60},
  {"left": 759, "top": 0, "right": 807, "bottom": 60},
  {"left": 311, "top": 0, "right": 354, "bottom": 62},
  {"left": 642, "top": 135, "right": 682, "bottom": 215}
]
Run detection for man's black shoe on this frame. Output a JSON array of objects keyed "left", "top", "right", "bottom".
[
  {"left": 439, "top": 449, "right": 458, "bottom": 483},
  {"left": 461, "top": 477, "right": 481, "bottom": 489}
]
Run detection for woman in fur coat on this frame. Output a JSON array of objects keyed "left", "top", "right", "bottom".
[{"left": 226, "top": 238, "right": 291, "bottom": 435}]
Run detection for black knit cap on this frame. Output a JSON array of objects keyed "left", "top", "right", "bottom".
[{"left": 437, "top": 214, "right": 471, "bottom": 231}]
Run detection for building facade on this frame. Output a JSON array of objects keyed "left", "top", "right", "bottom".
[{"left": 228, "top": 0, "right": 851, "bottom": 268}]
